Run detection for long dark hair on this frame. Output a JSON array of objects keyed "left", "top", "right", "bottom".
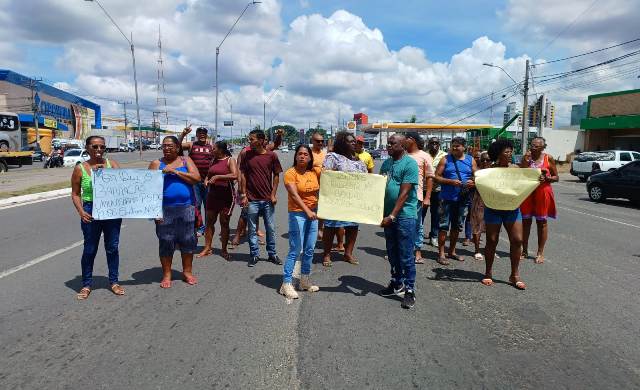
[
  {"left": 333, "top": 131, "right": 356, "bottom": 160},
  {"left": 292, "top": 144, "right": 314, "bottom": 171},
  {"left": 215, "top": 140, "right": 232, "bottom": 157},
  {"left": 163, "top": 135, "right": 184, "bottom": 156}
]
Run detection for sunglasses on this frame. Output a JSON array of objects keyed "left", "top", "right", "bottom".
[
  {"left": 313, "top": 139, "right": 324, "bottom": 143},
  {"left": 90, "top": 145, "right": 106, "bottom": 150}
]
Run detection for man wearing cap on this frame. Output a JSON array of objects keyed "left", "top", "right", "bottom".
[
  {"left": 355, "top": 135, "right": 374, "bottom": 173},
  {"left": 425, "top": 137, "right": 447, "bottom": 246},
  {"left": 178, "top": 126, "right": 213, "bottom": 236}
]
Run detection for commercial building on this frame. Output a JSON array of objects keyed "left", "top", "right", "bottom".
[
  {"left": 571, "top": 102, "right": 588, "bottom": 126},
  {"left": 503, "top": 102, "right": 522, "bottom": 127},
  {"left": 0, "top": 69, "right": 101, "bottom": 150},
  {"left": 529, "top": 95, "right": 555, "bottom": 128},
  {"left": 580, "top": 88, "right": 640, "bottom": 151}
]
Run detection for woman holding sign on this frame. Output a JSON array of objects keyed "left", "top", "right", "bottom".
[
  {"left": 280, "top": 144, "right": 321, "bottom": 299},
  {"left": 71, "top": 135, "right": 123, "bottom": 300},
  {"left": 197, "top": 141, "right": 238, "bottom": 261},
  {"left": 321, "top": 131, "right": 367, "bottom": 267},
  {"left": 148, "top": 136, "right": 201, "bottom": 288},
  {"left": 482, "top": 139, "right": 526, "bottom": 290}
]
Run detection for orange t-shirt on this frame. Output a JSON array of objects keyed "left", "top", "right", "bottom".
[
  {"left": 284, "top": 167, "right": 320, "bottom": 212},
  {"left": 312, "top": 148, "right": 326, "bottom": 168}
]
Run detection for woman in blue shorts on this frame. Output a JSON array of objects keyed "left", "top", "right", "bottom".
[
  {"left": 321, "top": 131, "right": 367, "bottom": 267},
  {"left": 482, "top": 139, "right": 526, "bottom": 290}
]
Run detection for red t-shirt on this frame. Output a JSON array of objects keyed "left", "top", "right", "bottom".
[{"left": 240, "top": 149, "right": 283, "bottom": 201}]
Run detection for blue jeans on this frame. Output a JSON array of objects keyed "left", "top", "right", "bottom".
[
  {"left": 193, "top": 182, "right": 208, "bottom": 230},
  {"left": 384, "top": 217, "right": 417, "bottom": 291},
  {"left": 428, "top": 191, "right": 440, "bottom": 239},
  {"left": 283, "top": 211, "right": 318, "bottom": 283},
  {"left": 247, "top": 200, "right": 277, "bottom": 258},
  {"left": 80, "top": 202, "right": 122, "bottom": 287},
  {"left": 464, "top": 194, "right": 473, "bottom": 240},
  {"left": 415, "top": 204, "right": 424, "bottom": 250}
]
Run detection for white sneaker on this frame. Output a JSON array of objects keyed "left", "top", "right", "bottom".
[
  {"left": 429, "top": 237, "right": 438, "bottom": 247},
  {"left": 279, "top": 283, "right": 299, "bottom": 299},
  {"left": 298, "top": 276, "right": 319, "bottom": 292}
]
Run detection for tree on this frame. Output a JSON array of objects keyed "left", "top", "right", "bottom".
[{"left": 268, "top": 124, "right": 298, "bottom": 145}]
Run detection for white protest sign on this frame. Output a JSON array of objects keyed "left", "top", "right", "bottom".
[{"left": 92, "top": 169, "right": 163, "bottom": 220}]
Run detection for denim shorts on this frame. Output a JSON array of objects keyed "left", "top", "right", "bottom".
[
  {"left": 156, "top": 205, "right": 197, "bottom": 257},
  {"left": 438, "top": 199, "right": 468, "bottom": 231},
  {"left": 484, "top": 207, "right": 522, "bottom": 225},
  {"left": 324, "top": 219, "right": 358, "bottom": 228}
]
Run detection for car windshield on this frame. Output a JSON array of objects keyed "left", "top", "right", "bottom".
[
  {"left": 575, "top": 151, "right": 615, "bottom": 162},
  {"left": 65, "top": 150, "right": 81, "bottom": 156}
]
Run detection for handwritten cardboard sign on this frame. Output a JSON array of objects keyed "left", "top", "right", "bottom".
[
  {"left": 317, "top": 170, "right": 386, "bottom": 225},
  {"left": 92, "top": 169, "right": 163, "bottom": 220},
  {"left": 474, "top": 167, "right": 541, "bottom": 210}
]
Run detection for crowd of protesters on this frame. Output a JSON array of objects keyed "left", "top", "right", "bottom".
[{"left": 70, "top": 129, "right": 557, "bottom": 309}]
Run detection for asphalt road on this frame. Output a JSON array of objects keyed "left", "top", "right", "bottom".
[
  {"left": 7, "top": 150, "right": 163, "bottom": 172},
  {"left": 1, "top": 156, "right": 639, "bottom": 389}
]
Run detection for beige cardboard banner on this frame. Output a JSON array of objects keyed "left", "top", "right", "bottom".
[
  {"left": 475, "top": 168, "right": 541, "bottom": 210},
  {"left": 317, "top": 170, "right": 386, "bottom": 225}
]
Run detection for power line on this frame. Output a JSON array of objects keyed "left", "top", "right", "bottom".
[{"left": 533, "top": 37, "right": 640, "bottom": 66}]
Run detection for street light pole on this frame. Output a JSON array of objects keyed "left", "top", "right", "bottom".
[
  {"left": 85, "top": 0, "right": 142, "bottom": 159},
  {"left": 214, "top": 1, "right": 261, "bottom": 141},
  {"left": 263, "top": 85, "right": 283, "bottom": 139}
]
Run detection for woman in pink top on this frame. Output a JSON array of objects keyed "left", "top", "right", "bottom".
[{"left": 404, "top": 132, "right": 434, "bottom": 264}]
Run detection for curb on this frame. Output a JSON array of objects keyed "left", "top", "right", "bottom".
[{"left": 0, "top": 188, "right": 71, "bottom": 208}]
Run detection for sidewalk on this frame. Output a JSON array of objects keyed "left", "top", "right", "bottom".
[{"left": 0, "top": 159, "right": 154, "bottom": 199}]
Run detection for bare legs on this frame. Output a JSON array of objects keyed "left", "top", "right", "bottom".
[
  {"left": 522, "top": 218, "right": 547, "bottom": 263},
  {"left": 322, "top": 226, "right": 358, "bottom": 266},
  {"left": 219, "top": 213, "right": 231, "bottom": 260},
  {"left": 483, "top": 222, "right": 525, "bottom": 289},
  {"left": 160, "top": 252, "right": 195, "bottom": 288},
  {"left": 197, "top": 211, "right": 218, "bottom": 258},
  {"left": 437, "top": 228, "right": 461, "bottom": 263}
]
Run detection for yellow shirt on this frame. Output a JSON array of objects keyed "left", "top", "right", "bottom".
[
  {"left": 312, "top": 148, "right": 326, "bottom": 169},
  {"left": 355, "top": 150, "right": 374, "bottom": 172},
  {"left": 284, "top": 167, "right": 321, "bottom": 212}
]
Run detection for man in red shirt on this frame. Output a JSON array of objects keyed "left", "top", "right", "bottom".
[
  {"left": 178, "top": 126, "right": 213, "bottom": 236},
  {"left": 240, "top": 129, "right": 283, "bottom": 267}
]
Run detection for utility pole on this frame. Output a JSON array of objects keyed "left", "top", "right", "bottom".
[
  {"left": 118, "top": 100, "right": 131, "bottom": 141},
  {"left": 538, "top": 94, "right": 546, "bottom": 138},
  {"left": 489, "top": 91, "right": 494, "bottom": 125},
  {"left": 521, "top": 59, "right": 530, "bottom": 154}
]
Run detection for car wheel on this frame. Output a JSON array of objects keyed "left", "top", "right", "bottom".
[{"left": 588, "top": 184, "right": 605, "bottom": 202}]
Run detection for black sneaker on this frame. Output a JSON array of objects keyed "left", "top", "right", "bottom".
[
  {"left": 402, "top": 290, "right": 416, "bottom": 309},
  {"left": 269, "top": 255, "right": 282, "bottom": 265},
  {"left": 248, "top": 256, "right": 259, "bottom": 267},
  {"left": 379, "top": 283, "right": 405, "bottom": 297}
]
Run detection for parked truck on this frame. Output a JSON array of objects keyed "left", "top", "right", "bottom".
[{"left": 0, "top": 112, "right": 33, "bottom": 172}]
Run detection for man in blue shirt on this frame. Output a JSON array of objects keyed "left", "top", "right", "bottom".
[{"left": 379, "top": 134, "right": 419, "bottom": 309}]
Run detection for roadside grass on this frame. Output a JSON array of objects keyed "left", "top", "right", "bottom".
[{"left": 0, "top": 181, "right": 69, "bottom": 199}]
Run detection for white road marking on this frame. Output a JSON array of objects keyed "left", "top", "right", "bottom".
[
  {"left": 0, "top": 240, "right": 84, "bottom": 279},
  {"left": 557, "top": 206, "right": 640, "bottom": 229},
  {"left": 0, "top": 225, "right": 127, "bottom": 279},
  {"left": 0, "top": 194, "right": 70, "bottom": 210}
]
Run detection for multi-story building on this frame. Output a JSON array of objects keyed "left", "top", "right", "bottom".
[
  {"left": 503, "top": 102, "right": 522, "bottom": 127},
  {"left": 570, "top": 102, "right": 588, "bottom": 126},
  {"left": 528, "top": 95, "right": 555, "bottom": 128}
]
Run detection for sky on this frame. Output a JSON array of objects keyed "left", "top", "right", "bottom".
[{"left": 1, "top": 0, "right": 639, "bottom": 137}]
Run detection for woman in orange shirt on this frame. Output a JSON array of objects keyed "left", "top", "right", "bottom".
[{"left": 280, "top": 144, "right": 321, "bottom": 299}]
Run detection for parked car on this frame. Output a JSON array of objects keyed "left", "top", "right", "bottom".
[
  {"left": 63, "top": 149, "right": 89, "bottom": 167},
  {"left": 586, "top": 160, "right": 640, "bottom": 205},
  {"left": 369, "top": 149, "right": 382, "bottom": 159},
  {"left": 148, "top": 142, "right": 161, "bottom": 150},
  {"left": 571, "top": 150, "right": 640, "bottom": 181}
]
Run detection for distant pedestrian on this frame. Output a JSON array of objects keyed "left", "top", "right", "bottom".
[
  {"left": 230, "top": 129, "right": 283, "bottom": 248},
  {"left": 280, "top": 144, "right": 321, "bottom": 299},
  {"left": 482, "top": 139, "right": 526, "bottom": 290},
  {"left": 434, "top": 136, "right": 477, "bottom": 265},
  {"left": 404, "top": 132, "right": 434, "bottom": 264},
  {"left": 470, "top": 151, "right": 491, "bottom": 260},
  {"left": 197, "top": 141, "right": 238, "bottom": 261},
  {"left": 148, "top": 136, "right": 202, "bottom": 288},
  {"left": 424, "top": 137, "right": 447, "bottom": 247},
  {"left": 519, "top": 137, "right": 558, "bottom": 264},
  {"left": 178, "top": 126, "right": 213, "bottom": 237},
  {"left": 355, "top": 136, "right": 374, "bottom": 173},
  {"left": 71, "top": 136, "right": 123, "bottom": 300},
  {"left": 239, "top": 129, "right": 283, "bottom": 267},
  {"left": 321, "top": 131, "right": 367, "bottom": 267},
  {"left": 463, "top": 150, "right": 483, "bottom": 248},
  {"left": 310, "top": 132, "right": 328, "bottom": 241},
  {"left": 379, "top": 134, "right": 419, "bottom": 309}
]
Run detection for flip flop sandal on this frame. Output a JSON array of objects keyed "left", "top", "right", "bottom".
[
  {"left": 345, "top": 257, "right": 359, "bottom": 265},
  {"left": 436, "top": 257, "right": 450, "bottom": 266},
  {"left": 509, "top": 278, "right": 527, "bottom": 290},
  {"left": 481, "top": 278, "right": 494, "bottom": 286},
  {"left": 110, "top": 284, "right": 125, "bottom": 296},
  {"left": 183, "top": 275, "right": 198, "bottom": 285},
  {"left": 159, "top": 279, "right": 172, "bottom": 289},
  {"left": 76, "top": 287, "right": 91, "bottom": 300},
  {"left": 447, "top": 254, "right": 465, "bottom": 262},
  {"left": 474, "top": 253, "right": 484, "bottom": 261},
  {"left": 415, "top": 257, "right": 425, "bottom": 264},
  {"left": 534, "top": 255, "right": 545, "bottom": 264},
  {"left": 322, "top": 258, "right": 332, "bottom": 267}
]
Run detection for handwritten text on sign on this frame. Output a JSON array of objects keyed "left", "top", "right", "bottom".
[
  {"left": 474, "top": 168, "right": 541, "bottom": 211},
  {"left": 317, "top": 170, "right": 386, "bottom": 225},
  {"left": 92, "top": 169, "right": 163, "bottom": 220}
]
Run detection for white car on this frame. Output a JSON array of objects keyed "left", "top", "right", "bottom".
[
  {"left": 149, "top": 142, "right": 161, "bottom": 150},
  {"left": 279, "top": 147, "right": 289, "bottom": 153},
  {"left": 64, "top": 149, "right": 89, "bottom": 167},
  {"left": 571, "top": 150, "right": 640, "bottom": 181}
]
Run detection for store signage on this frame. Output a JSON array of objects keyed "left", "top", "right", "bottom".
[
  {"left": 44, "top": 118, "right": 58, "bottom": 128},
  {"left": 223, "top": 121, "right": 234, "bottom": 126},
  {"left": 35, "top": 93, "right": 72, "bottom": 120}
]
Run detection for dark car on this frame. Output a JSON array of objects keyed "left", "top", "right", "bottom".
[
  {"left": 587, "top": 160, "right": 640, "bottom": 205},
  {"left": 369, "top": 149, "right": 382, "bottom": 159}
]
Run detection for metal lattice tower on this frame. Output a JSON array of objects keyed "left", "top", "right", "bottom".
[{"left": 155, "top": 25, "right": 168, "bottom": 127}]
